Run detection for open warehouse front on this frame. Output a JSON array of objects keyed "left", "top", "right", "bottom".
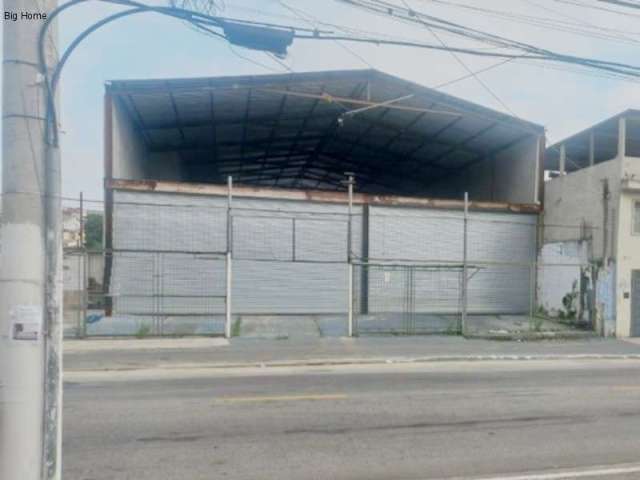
[{"left": 103, "top": 69, "right": 547, "bottom": 337}]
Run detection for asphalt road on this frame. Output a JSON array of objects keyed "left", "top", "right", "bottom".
[{"left": 63, "top": 359, "right": 640, "bottom": 480}]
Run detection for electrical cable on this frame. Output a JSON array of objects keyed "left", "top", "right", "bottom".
[
  {"left": 419, "top": 0, "right": 640, "bottom": 46},
  {"left": 38, "top": 0, "right": 640, "bottom": 152},
  {"left": 554, "top": 0, "right": 640, "bottom": 18},
  {"left": 333, "top": 0, "right": 640, "bottom": 77},
  {"left": 227, "top": 44, "right": 284, "bottom": 73},
  {"left": 598, "top": 0, "right": 640, "bottom": 9},
  {"left": 400, "top": 0, "right": 517, "bottom": 116},
  {"left": 430, "top": 58, "right": 517, "bottom": 89},
  {"left": 279, "top": 0, "right": 377, "bottom": 69}
]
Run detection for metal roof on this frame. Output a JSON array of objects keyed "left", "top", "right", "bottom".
[
  {"left": 107, "top": 69, "right": 544, "bottom": 195},
  {"left": 545, "top": 109, "right": 640, "bottom": 172}
]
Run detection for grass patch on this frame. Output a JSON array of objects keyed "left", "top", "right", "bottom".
[
  {"left": 231, "top": 317, "right": 242, "bottom": 337},
  {"left": 135, "top": 324, "right": 151, "bottom": 339}
]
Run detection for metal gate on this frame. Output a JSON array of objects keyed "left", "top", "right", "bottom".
[
  {"left": 353, "top": 263, "right": 464, "bottom": 335},
  {"left": 103, "top": 182, "right": 538, "bottom": 338},
  {"left": 108, "top": 191, "right": 228, "bottom": 336}
]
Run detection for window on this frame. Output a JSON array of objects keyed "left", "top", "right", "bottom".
[{"left": 634, "top": 201, "right": 640, "bottom": 235}]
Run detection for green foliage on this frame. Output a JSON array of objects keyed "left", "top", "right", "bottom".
[
  {"left": 231, "top": 317, "right": 242, "bottom": 337},
  {"left": 84, "top": 213, "right": 103, "bottom": 250},
  {"left": 135, "top": 324, "right": 151, "bottom": 339},
  {"left": 561, "top": 281, "right": 579, "bottom": 320}
]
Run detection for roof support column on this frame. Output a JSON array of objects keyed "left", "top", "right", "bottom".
[
  {"left": 559, "top": 143, "right": 566, "bottom": 175},
  {"left": 618, "top": 115, "right": 627, "bottom": 159},
  {"left": 589, "top": 131, "right": 595, "bottom": 167}
]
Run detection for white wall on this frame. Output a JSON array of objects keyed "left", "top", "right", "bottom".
[
  {"left": 493, "top": 135, "right": 541, "bottom": 204},
  {"left": 537, "top": 241, "right": 588, "bottom": 318},
  {"left": 615, "top": 181, "right": 640, "bottom": 337},
  {"left": 543, "top": 158, "right": 621, "bottom": 261},
  {"left": 112, "top": 99, "right": 147, "bottom": 180},
  {"left": 111, "top": 101, "right": 185, "bottom": 182},
  {"left": 429, "top": 135, "right": 542, "bottom": 204}
]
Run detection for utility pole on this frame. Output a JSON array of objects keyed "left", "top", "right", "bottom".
[{"left": 1, "top": 2, "right": 62, "bottom": 480}]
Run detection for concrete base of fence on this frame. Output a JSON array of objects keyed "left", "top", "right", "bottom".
[{"left": 465, "top": 330, "right": 597, "bottom": 341}]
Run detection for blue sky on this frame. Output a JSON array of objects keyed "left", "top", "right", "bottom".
[{"left": 2, "top": 0, "right": 640, "bottom": 200}]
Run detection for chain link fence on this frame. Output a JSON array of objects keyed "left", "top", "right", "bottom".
[
  {"left": 58, "top": 185, "right": 603, "bottom": 338},
  {"left": 536, "top": 222, "right": 607, "bottom": 335}
]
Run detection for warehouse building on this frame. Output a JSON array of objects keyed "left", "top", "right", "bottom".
[{"left": 103, "top": 69, "right": 545, "bottom": 336}]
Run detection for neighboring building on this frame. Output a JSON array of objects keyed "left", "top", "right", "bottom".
[
  {"left": 63, "top": 207, "right": 105, "bottom": 249},
  {"left": 544, "top": 110, "right": 640, "bottom": 337},
  {"left": 63, "top": 207, "right": 83, "bottom": 248},
  {"left": 103, "top": 69, "right": 546, "bottom": 335}
]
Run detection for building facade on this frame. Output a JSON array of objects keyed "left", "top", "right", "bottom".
[
  {"left": 102, "top": 69, "right": 547, "bottom": 336},
  {"left": 544, "top": 110, "right": 640, "bottom": 337}
]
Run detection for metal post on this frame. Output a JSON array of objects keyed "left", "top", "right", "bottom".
[
  {"left": 531, "top": 213, "right": 542, "bottom": 332},
  {"left": 79, "top": 192, "right": 87, "bottom": 338},
  {"left": 153, "top": 252, "right": 160, "bottom": 335},
  {"left": 529, "top": 261, "right": 537, "bottom": 331},
  {"left": 1, "top": 2, "right": 62, "bottom": 479},
  {"left": 461, "top": 192, "right": 469, "bottom": 336},
  {"left": 225, "top": 176, "right": 233, "bottom": 338},
  {"left": 81, "top": 249, "right": 88, "bottom": 338},
  {"left": 347, "top": 174, "right": 354, "bottom": 337},
  {"left": 79, "top": 192, "right": 84, "bottom": 248},
  {"left": 360, "top": 204, "right": 370, "bottom": 314},
  {"left": 618, "top": 115, "right": 627, "bottom": 159},
  {"left": 76, "top": 252, "right": 82, "bottom": 338}
]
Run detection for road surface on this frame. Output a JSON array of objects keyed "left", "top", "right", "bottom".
[{"left": 63, "top": 359, "right": 640, "bottom": 479}]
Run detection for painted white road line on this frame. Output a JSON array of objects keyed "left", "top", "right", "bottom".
[
  {"left": 452, "top": 463, "right": 640, "bottom": 480},
  {"left": 214, "top": 393, "right": 348, "bottom": 404}
]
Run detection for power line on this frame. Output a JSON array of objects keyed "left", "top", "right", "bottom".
[
  {"left": 554, "top": 0, "right": 640, "bottom": 18},
  {"left": 267, "top": 51, "right": 295, "bottom": 72},
  {"left": 231, "top": 0, "right": 640, "bottom": 88},
  {"left": 227, "top": 44, "right": 284, "bottom": 73},
  {"left": 598, "top": 0, "right": 640, "bottom": 9},
  {"left": 430, "top": 58, "right": 517, "bottom": 89},
  {"left": 331, "top": 0, "right": 640, "bottom": 78},
  {"left": 400, "top": 0, "right": 517, "bottom": 115},
  {"left": 37, "top": 0, "right": 640, "bottom": 150},
  {"left": 278, "top": 0, "right": 377, "bottom": 69},
  {"left": 419, "top": 0, "right": 640, "bottom": 46}
]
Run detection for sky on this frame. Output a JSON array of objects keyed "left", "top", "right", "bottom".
[{"left": 2, "top": 0, "right": 640, "bottom": 202}]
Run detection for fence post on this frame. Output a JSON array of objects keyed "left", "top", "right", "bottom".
[
  {"left": 81, "top": 250, "right": 88, "bottom": 338},
  {"left": 530, "top": 217, "right": 541, "bottom": 332},
  {"left": 529, "top": 261, "right": 537, "bottom": 331},
  {"left": 225, "top": 176, "right": 233, "bottom": 339},
  {"left": 347, "top": 174, "right": 354, "bottom": 337},
  {"left": 461, "top": 192, "right": 469, "bottom": 336},
  {"left": 79, "top": 192, "right": 87, "bottom": 338}
]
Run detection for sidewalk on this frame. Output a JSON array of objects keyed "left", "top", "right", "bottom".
[{"left": 63, "top": 336, "right": 640, "bottom": 373}]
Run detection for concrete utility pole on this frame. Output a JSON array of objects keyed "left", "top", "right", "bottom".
[{"left": 1, "top": 1, "right": 62, "bottom": 479}]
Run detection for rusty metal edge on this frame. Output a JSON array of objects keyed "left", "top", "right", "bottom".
[{"left": 105, "top": 178, "right": 542, "bottom": 214}]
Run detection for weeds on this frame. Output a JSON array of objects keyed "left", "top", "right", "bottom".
[{"left": 135, "top": 324, "right": 151, "bottom": 339}]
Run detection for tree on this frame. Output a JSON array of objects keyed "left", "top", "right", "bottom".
[{"left": 84, "top": 212, "right": 103, "bottom": 250}]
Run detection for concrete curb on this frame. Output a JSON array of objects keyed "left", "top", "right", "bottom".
[
  {"left": 464, "top": 331, "right": 597, "bottom": 341},
  {"left": 66, "top": 353, "right": 640, "bottom": 374}
]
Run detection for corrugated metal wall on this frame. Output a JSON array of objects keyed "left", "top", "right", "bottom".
[
  {"left": 110, "top": 190, "right": 536, "bottom": 317},
  {"left": 111, "top": 190, "right": 361, "bottom": 316},
  {"left": 368, "top": 206, "right": 536, "bottom": 313}
]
